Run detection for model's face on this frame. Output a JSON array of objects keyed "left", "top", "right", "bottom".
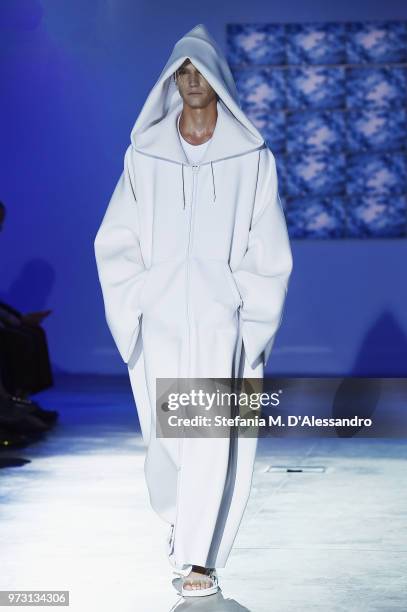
[{"left": 175, "top": 60, "right": 217, "bottom": 108}]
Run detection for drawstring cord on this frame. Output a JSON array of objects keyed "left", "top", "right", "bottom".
[
  {"left": 181, "top": 164, "right": 186, "bottom": 209},
  {"left": 180, "top": 161, "right": 216, "bottom": 209},
  {"left": 180, "top": 150, "right": 262, "bottom": 210},
  {"left": 210, "top": 161, "right": 216, "bottom": 203}
]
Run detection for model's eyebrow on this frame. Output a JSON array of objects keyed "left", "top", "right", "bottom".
[{"left": 178, "top": 68, "right": 203, "bottom": 76}]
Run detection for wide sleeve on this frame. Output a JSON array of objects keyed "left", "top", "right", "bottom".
[
  {"left": 232, "top": 147, "right": 293, "bottom": 370},
  {"left": 94, "top": 144, "right": 149, "bottom": 364}
]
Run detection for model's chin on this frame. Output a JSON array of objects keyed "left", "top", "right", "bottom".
[
  {"left": 187, "top": 95, "right": 204, "bottom": 103},
  {"left": 184, "top": 96, "right": 211, "bottom": 110}
]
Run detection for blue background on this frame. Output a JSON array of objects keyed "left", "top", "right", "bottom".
[
  {"left": 228, "top": 22, "right": 407, "bottom": 239},
  {"left": 0, "top": 0, "right": 406, "bottom": 376}
]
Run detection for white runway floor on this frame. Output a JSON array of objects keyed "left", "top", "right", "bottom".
[{"left": 0, "top": 374, "right": 406, "bottom": 611}]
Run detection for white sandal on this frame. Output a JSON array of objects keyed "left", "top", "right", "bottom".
[{"left": 181, "top": 567, "right": 220, "bottom": 597}]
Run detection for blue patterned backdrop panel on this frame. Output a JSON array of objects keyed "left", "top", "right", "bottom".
[{"left": 226, "top": 21, "right": 407, "bottom": 238}]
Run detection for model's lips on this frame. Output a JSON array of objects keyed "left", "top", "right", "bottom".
[{"left": 188, "top": 92, "right": 202, "bottom": 95}]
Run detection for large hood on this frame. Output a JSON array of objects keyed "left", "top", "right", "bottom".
[{"left": 130, "top": 23, "right": 266, "bottom": 167}]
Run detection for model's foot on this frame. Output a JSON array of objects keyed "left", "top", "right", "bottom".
[{"left": 182, "top": 565, "right": 215, "bottom": 591}]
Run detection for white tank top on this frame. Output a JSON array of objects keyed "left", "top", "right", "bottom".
[{"left": 177, "top": 113, "right": 212, "bottom": 164}]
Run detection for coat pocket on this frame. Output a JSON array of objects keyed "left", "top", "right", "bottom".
[
  {"left": 224, "top": 262, "right": 243, "bottom": 310},
  {"left": 139, "top": 267, "right": 153, "bottom": 313},
  {"left": 139, "top": 260, "right": 184, "bottom": 317}
]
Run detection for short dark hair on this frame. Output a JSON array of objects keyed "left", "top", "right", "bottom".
[{"left": 173, "top": 58, "right": 192, "bottom": 82}]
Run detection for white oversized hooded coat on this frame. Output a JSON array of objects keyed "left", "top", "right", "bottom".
[{"left": 94, "top": 24, "right": 293, "bottom": 575}]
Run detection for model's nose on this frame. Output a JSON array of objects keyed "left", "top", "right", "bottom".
[{"left": 188, "top": 74, "right": 200, "bottom": 87}]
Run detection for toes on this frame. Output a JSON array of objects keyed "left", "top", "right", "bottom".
[{"left": 183, "top": 573, "right": 213, "bottom": 591}]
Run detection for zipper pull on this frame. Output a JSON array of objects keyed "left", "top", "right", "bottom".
[{"left": 192, "top": 165, "right": 200, "bottom": 173}]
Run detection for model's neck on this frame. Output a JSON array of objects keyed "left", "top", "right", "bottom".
[{"left": 179, "top": 100, "right": 217, "bottom": 145}]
